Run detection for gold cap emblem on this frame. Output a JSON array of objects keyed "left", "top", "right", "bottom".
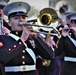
[{"left": 19, "top": 2, "right": 23, "bottom": 6}]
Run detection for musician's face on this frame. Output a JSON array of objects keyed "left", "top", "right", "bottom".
[
  {"left": 67, "top": 19, "right": 76, "bottom": 27},
  {"left": 69, "top": 20, "right": 76, "bottom": 27},
  {"left": 70, "top": 23, "right": 76, "bottom": 27},
  {"left": 9, "top": 15, "right": 27, "bottom": 31}
]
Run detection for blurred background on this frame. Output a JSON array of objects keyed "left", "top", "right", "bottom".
[{"left": 49, "top": 0, "right": 76, "bottom": 11}]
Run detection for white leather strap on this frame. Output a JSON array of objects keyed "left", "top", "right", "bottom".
[
  {"left": 68, "top": 35, "right": 76, "bottom": 46},
  {"left": 5, "top": 65, "right": 36, "bottom": 72},
  {"left": 9, "top": 33, "right": 36, "bottom": 64},
  {"left": 64, "top": 56, "right": 76, "bottom": 62}
]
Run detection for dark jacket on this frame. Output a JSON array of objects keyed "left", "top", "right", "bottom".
[
  {"left": 56, "top": 31, "right": 76, "bottom": 75},
  {"left": 0, "top": 31, "right": 54, "bottom": 75}
]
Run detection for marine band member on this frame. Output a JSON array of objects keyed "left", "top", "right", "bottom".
[
  {"left": 0, "top": 1, "right": 55, "bottom": 75},
  {"left": 56, "top": 12, "right": 76, "bottom": 75}
]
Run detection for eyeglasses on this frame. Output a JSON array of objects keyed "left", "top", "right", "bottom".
[{"left": 70, "top": 20, "right": 76, "bottom": 24}]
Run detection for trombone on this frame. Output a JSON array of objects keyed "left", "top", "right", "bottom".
[
  {"left": 21, "top": 8, "right": 61, "bottom": 38},
  {"left": 23, "top": 23, "right": 61, "bottom": 38}
]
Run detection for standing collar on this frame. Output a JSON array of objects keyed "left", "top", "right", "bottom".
[{"left": 10, "top": 31, "right": 22, "bottom": 37}]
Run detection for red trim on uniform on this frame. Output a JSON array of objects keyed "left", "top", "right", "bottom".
[
  {"left": 5, "top": 44, "right": 24, "bottom": 54},
  {"left": 36, "top": 69, "right": 39, "bottom": 75}
]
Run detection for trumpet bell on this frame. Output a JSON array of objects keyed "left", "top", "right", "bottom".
[{"left": 37, "top": 8, "right": 59, "bottom": 31}]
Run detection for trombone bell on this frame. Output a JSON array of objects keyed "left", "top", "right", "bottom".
[
  {"left": 26, "top": 8, "right": 60, "bottom": 38},
  {"left": 37, "top": 8, "right": 59, "bottom": 31},
  {"left": 37, "top": 8, "right": 58, "bottom": 25},
  {"left": 38, "top": 13, "right": 52, "bottom": 25}
]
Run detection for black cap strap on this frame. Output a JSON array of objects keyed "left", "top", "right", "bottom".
[{"left": 8, "top": 12, "right": 28, "bottom": 18}]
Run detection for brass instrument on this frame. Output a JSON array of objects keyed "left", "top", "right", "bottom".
[
  {"left": 26, "top": 8, "right": 60, "bottom": 65},
  {"left": 24, "top": 23, "right": 61, "bottom": 38},
  {"left": 55, "top": 0, "right": 74, "bottom": 20},
  {"left": 28, "top": 8, "right": 59, "bottom": 29},
  {"left": 37, "top": 8, "right": 58, "bottom": 25},
  {"left": 20, "top": 8, "right": 61, "bottom": 38}
]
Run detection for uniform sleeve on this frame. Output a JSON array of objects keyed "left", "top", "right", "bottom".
[
  {"left": 0, "top": 39, "right": 25, "bottom": 65},
  {"left": 32, "top": 36, "right": 55, "bottom": 59},
  {"left": 55, "top": 36, "right": 65, "bottom": 56}
]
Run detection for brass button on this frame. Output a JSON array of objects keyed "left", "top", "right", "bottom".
[
  {"left": 19, "top": 42, "right": 22, "bottom": 44},
  {"left": 52, "top": 48, "right": 55, "bottom": 51},
  {"left": 22, "top": 56, "right": 25, "bottom": 59},
  {"left": 8, "top": 48, "right": 11, "bottom": 51},
  {"left": 69, "top": 32, "right": 72, "bottom": 35},
  {"left": 22, "top": 61, "right": 25, "bottom": 64},
  {"left": 16, "top": 32, "right": 18, "bottom": 35},
  {"left": 22, "top": 50, "right": 25, "bottom": 53},
  {"left": 14, "top": 45, "right": 16, "bottom": 48}
]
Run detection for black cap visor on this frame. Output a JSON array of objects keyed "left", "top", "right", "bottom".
[{"left": 0, "top": 5, "right": 5, "bottom": 9}]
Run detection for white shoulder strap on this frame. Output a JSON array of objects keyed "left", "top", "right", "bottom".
[
  {"left": 68, "top": 35, "right": 76, "bottom": 47},
  {"left": 8, "top": 33, "right": 36, "bottom": 64}
]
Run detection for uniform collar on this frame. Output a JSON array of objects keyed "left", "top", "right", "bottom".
[{"left": 10, "top": 31, "right": 22, "bottom": 37}]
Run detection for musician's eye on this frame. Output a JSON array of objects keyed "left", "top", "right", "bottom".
[
  {"left": 14, "top": 16, "right": 19, "bottom": 19},
  {"left": 13, "top": 16, "right": 26, "bottom": 19},
  {"left": 22, "top": 16, "right": 26, "bottom": 19},
  {"left": 71, "top": 20, "right": 76, "bottom": 24}
]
